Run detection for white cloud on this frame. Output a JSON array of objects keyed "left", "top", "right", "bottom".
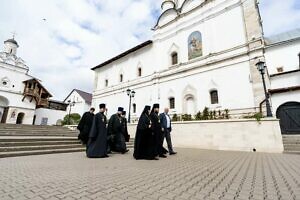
[
  {"left": 0, "top": 0, "right": 298, "bottom": 100},
  {"left": 259, "top": 0, "right": 300, "bottom": 36},
  {"left": 0, "top": 0, "right": 161, "bottom": 100}
]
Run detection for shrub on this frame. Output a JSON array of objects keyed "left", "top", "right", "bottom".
[{"left": 62, "top": 113, "right": 81, "bottom": 125}]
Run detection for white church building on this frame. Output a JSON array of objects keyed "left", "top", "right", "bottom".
[
  {"left": 0, "top": 38, "right": 69, "bottom": 125},
  {"left": 91, "top": 0, "right": 300, "bottom": 134}
]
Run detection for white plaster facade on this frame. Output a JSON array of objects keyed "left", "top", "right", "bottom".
[
  {"left": 92, "top": 0, "right": 266, "bottom": 119},
  {"left": 0, "top": 39, "right": 36, "bottom": 125},
  {"left": 264, "top": 32, "right": 300, "bottom": 114},
  {"left": 34, "top": 108, "right": 66, "bottom": 126},
  {"left": 64, "top": 89, "right": 92, "bottom": 117}
]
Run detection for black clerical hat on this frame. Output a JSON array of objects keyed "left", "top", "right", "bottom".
[
  {"left": 118, "top": 107, "right": 124, "bottom": 112},
  {"left": 99, "top": 104, "right": 106, "bottom": 109},
  {"left": 122, "top": 111, "right": 126, "bottom": 115},
  {"left": 144, "top": 105, "right": 151, "bottom": 111},
  {"left": 153, "top": 103, "right": 159, "bottom": 109}
]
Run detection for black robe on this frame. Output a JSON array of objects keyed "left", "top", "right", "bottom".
[
  {"left": 86, "top": 112, "right": 108, "bottom": 158},
  {"left": 150, "top": 112, "right": 168, "bottom": 156},
  {"left": 77, "top": 112, "right": 94, "bottom": 144},
  {"left": 108, "top": 114, "right": 127, "bottom": 153},
  {"left": 133, "top": 113, "right": 155, "bottom": 160},
  {"left": 122, "top": 117, "right": 130, "bottom": 142}
]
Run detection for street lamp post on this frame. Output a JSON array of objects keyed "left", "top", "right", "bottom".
[
  {"left": 68, "top": 100, "right": 76, "bottom": 125},
  {"left": 126, "top": 89, "right": 136, "bottom": 123},
  {"left": 256, "top": 61, "right": 273, "bottom": 117}
]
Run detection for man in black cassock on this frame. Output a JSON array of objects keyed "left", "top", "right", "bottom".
[
  {"left": 150, "top": 103, "right": 167, "bottom": 158},
  {"left": 121, "top": 111, "right": 130, "bottom": 142},
  {"left": 108, "top": 107, "right": 129, "bottom": 154},
  {"left": 133, "top": 105, "right": 157, "bottom": 160},
  {"left": 77, "top": 108, "right": 95, "bottom": 144},
  {"left": 86, "top": 104, "right": 109, "bottom": 158}
]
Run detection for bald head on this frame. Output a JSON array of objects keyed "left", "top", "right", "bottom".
[{"left": 164, "top": 108, "right": 169, "bottom": 114}]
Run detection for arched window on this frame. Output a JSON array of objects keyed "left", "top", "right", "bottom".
[
  {"left": 138, "top": 68, "right": 142, "bottom": 77},
  {"left": 188, "top": 31, "right": 203, "bottom": 60},
  {"left": 171, "top": 52, "right": 178, "bottom": 65},
  {"left": 169, "top": 97, "right": 175, "bottom": 109},
  {"left": 133, "top": 103, "right": 136, "bottom": 113},
  {"left": 120, "top": 74, "right": 123, "bottom": 82},
  {"left": 210, "top": 90, "right": 219, "bottom": 104},
  {"left": 105, "top": 79, "right": 108, "bottom": 87}
]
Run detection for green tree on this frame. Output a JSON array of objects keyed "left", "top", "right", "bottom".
[{"left": 62, "top": 113, "right": 81, "bottom": 125}]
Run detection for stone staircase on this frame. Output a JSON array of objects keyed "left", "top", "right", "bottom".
[
  {"left": 282, "top": 134, "right": 300, "bottom": 154},
  {"left": 0, "top": 124, "right": 134, "bottom": 158}
]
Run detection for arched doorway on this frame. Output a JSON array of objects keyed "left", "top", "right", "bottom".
[
  {"left": 0, "top": 96, "right": 9, "bottom": 123},
  {"left": 16, "top": 113, "right": 25, "bottom": 124},
  {"left": 276, "top": 102, "right": 300, "bottom": 134}
]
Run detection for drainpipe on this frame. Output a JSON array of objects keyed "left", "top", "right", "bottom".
[
  {"left": 259, "top": 98, "right": 266, "bottom": 114},
  {"left": 298, "top": 52, "right": 300, "bottom": 69}
]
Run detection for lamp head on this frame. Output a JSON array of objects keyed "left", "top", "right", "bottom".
[
  {"left": 256, "top": 61, "right": 265, "bottom": 72},
  {"left": 126, "top": 89, "right": 131, "bottom": 96},
  {"left": 131, "top": 90, "right": 136, "bottom": 97}
]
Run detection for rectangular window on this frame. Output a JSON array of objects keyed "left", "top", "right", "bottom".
[
  {"left": 120, "top": 74, "right": 123, "bottom": 82},
  {"left": 133, "top": 103, "right": 136, "bottom": 113},
  {"left": 105, "top": 79, "right": 108, "bottom": 87},
  {"left": 210, "top": 91, "right": 219, "bottom": 104},
  {"left": 169, "top": 98, "right": 175, "bottom": 109},
  {"left": 277, "top": 67, "right": 284, "bottom": 73},
  {"left": 138, "top": 68, "right": 142, "bottom": 77},
  {"left": 171, "top": 52, "right": 178, "bottom": 65}
]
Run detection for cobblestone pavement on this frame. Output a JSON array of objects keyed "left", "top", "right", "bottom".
[{"left": 1, "top": 149, "right": 300, "bottom": 200}]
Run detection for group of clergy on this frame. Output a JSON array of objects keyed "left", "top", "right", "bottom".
[
  {"left": 77, "top": 103, "right": 176, "bottom": 160},
  {"left": 77, "top": 104, "right": 129, "bottom": 158},
  {"left": 134, "top": 104, "right": 177, "bottom": 160}
]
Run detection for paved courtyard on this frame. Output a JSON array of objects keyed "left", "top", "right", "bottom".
[{"left": 1, "top": 149, "right": 300, "bottom": 200}]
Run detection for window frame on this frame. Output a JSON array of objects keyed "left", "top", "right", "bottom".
[
  {"left": 137, "top": 67, "right": 142, "bottom": 77},
  {"left": 171, "top": 52, "right": 178, "bottom": 65},
  {"left": 210, "top": 90, "right": 219, "bottom": 105},
  {"left": 169, "top": 97, "right": 175, "bottom": 109}
]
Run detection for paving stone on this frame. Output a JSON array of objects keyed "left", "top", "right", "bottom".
[{"left": 1, "top": 149, "right": 300, "bottom": 200}]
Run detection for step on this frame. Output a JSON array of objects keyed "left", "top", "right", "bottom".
[
  {"left": 0, "top": 133, "right": 78, "bottom": 137},
  {"left": 284, "top": 151, "right": 300, "bottom": 155},
  {"left": 0, "top": 144, "right": 84, "bottom": 152},
  {"left": 0, "top": 136, "right": 78, "bottom": 141},
  {"left": 0, "top": 148, "right": 86, "bottom": 158},
  {"left": 284, "top": 147, "right": 300, "bottom": 151},
  {"left": 0, "top": 140, "right": 80, "bottom": 147}
]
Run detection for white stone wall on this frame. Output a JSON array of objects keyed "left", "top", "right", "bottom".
[
  {"left": 127, "top": 119, "right": 284, "bottom": 153},
  {"left": 5, "top": 106, "right": 35, "bottom": 125},
  {"left": 34, "top": 108, "right": 66, "bottom": 125},
  {"left": 265, "top": 40, "right": 300, "bottom": 75}
]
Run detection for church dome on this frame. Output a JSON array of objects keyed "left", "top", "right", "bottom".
[
  {"left": 161, "top": 0, "right": 176, "bottom": 12},
  {"left": 4, "top": 38, "right": 19, "bottom": 47}
]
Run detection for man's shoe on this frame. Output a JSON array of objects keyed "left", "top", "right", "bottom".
[
  {"left": 159, "top": 154, "right": 167, "bottom": 158},
  {"left": 169, "top": 152, "right": 177, "bottom": 155},
  {"left": 122, "top": 149, "right": 129, "bottom": 154}
]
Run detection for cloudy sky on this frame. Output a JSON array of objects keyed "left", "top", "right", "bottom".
[{"left": 0, "top": 0, "right": 299, "bottom": 100}]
